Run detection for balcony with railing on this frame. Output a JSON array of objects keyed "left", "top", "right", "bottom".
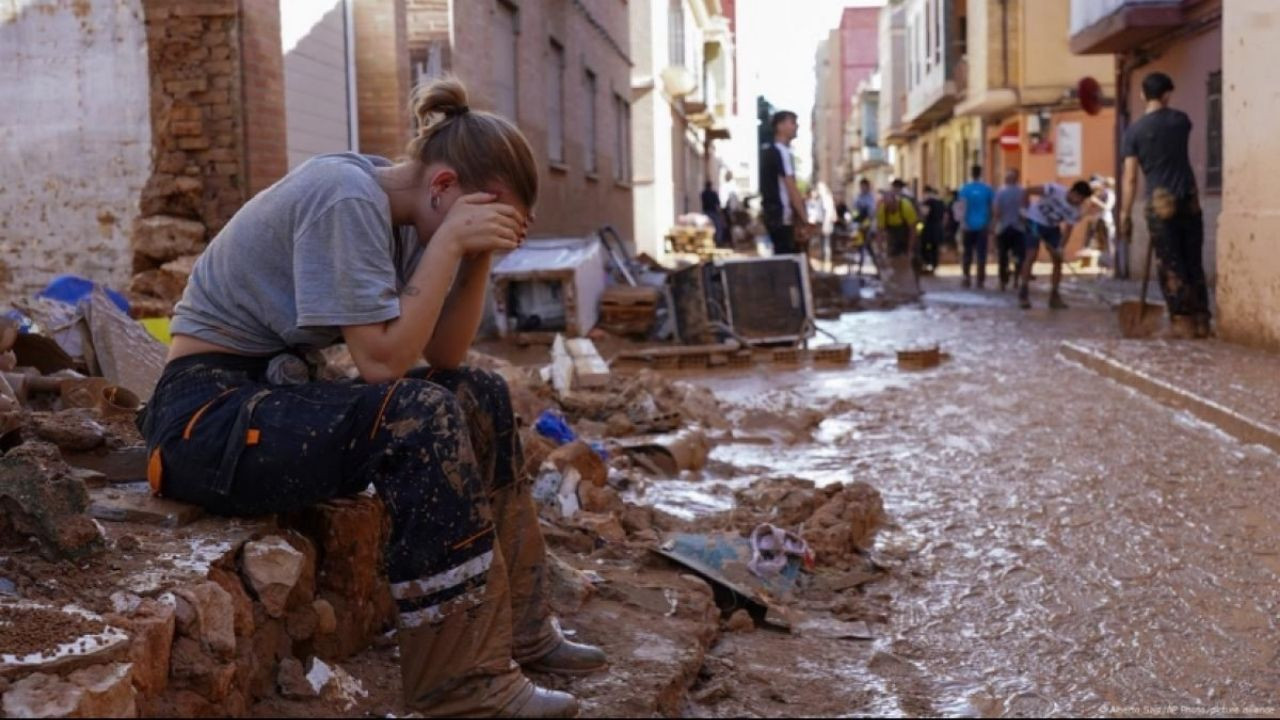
[
  {"left": 903, "top": 0, "right": 963, "bottom": 129},
  {"left": 1069, "top": 0, "right": 1187, "bottom": 54}
]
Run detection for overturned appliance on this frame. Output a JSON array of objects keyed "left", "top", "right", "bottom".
[
  {"left": 491, "top": 237, "right": 607, "bottom": 342},
  {"left": 670, "top": 255, "right": 815, "bottom": 346}
]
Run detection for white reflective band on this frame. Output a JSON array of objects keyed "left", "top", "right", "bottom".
[
  {"left": 391, "top": 550, "right": 494, "bottom": 601},
  {"left": 398, "top": 586, "right": 488, "bottom": 629}
]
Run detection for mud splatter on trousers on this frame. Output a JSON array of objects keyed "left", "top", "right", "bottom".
[
  {"left": 139, "top": 353, "right": 559, "bottom": 708},
  {"left": 1146, "top": 189, "right": 1211, "bottom": 320}
]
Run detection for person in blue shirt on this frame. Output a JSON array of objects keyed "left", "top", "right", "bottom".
[{"left": 957, "top": 165, "right": 996, "bottom": 289}]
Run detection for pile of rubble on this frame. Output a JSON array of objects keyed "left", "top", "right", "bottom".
[{"left": 126, "top": 217, "right": 203, "bottom": 318}]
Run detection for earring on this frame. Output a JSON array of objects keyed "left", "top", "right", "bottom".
[{"left": 430, "top": 195, "right": 440, "bottom": 210}]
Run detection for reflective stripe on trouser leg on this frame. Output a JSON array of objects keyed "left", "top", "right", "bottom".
[{"left": 397, "top": 547, "right": 527, "bottom": 717}]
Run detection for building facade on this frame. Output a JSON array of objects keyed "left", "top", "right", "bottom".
[
  {"left": 1070, "top": 0, "right": 1221, "bottom": 284},
  {"left": 629, "top": 0, "right": 735, "bottom": 259},
  {"left": 410, "top": 0, "right": 635, "bottom": 244},
  {"left": 811, "top": 8, "right": 879, "bottom": 203}
]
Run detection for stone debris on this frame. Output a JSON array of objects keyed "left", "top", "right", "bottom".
[
  {"left": 2, "top": 662, "right": 136, "bottom": 719},
  {"left": 305, "top": 658, "right": 367, "bottom": 710},
  {"left": 725, "top": 609, "right": 755, "bottom": 633},
  {"left": 240, "top": 536, "right": 305, "bottom": 619},
  {"left": 276, "top": 657, "right": 315, "bottom": 700},
  {"left": 0, "top": 447, "right": 105, "bottom": 560},
  {"left": 170, "top": 581, "right": 236, "bottom": 660},
  {"left": 804, "top": 481, "right": 886, "bottom": 566}
]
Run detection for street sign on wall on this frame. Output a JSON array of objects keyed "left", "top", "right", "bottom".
[{"left": 1056, "top": 122, "right": 1083, "bottom": 177}]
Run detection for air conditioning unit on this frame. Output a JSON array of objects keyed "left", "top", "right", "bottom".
[{"left": 670, "top": 256, "right": 814, "bottom": 345}]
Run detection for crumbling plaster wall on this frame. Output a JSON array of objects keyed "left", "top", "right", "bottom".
[{"left": 0, "top": 0, "right": 153, "bottom": 301}]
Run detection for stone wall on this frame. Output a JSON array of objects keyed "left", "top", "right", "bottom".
[
  {"left": 0, "top": 0, "right": 153, "bottom": 301},
  {"left": 0, "top": 495, "right": 397, "bottom": 718}
]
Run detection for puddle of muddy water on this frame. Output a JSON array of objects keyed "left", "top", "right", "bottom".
[{"left": 651, "top": 282, "right": 1280, "bottom": 717}]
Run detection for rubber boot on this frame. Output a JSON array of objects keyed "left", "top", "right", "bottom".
[
  {"left": 491, "top": 482, "right": 608, "bottom": 676},
  {"left": 398, "top": 548, "right": 577, "bottom": 717}
]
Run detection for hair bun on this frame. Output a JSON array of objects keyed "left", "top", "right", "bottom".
[{"left": 411, "top": 76, "right": 471, "bottom": 129}]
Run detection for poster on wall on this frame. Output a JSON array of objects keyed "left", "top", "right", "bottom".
[{"left": 1056, "top": 122, "right": 1083, "bottom": 177}]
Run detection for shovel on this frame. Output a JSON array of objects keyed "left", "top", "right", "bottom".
[{"left": 1117, "top": 234, "right": 1162, "bottom": 338}]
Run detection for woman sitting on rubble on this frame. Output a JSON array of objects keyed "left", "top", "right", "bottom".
[{"left": 138, "top": 76, "right": 604, "bottom": 718}]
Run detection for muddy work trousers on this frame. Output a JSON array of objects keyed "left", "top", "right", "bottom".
[
  {"left": 1146, "top": 190, "right": 1210, "bottom": 320},
  {"left": 139, "top": 354, "right": 559, "bottom": 713}
]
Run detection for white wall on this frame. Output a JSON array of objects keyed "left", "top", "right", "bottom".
[
  {"left": 281, "top": 0, "right": 354, "bottom": 168},
  {"left": 0, "top": 0, "right": 152, "bottom": 299}
]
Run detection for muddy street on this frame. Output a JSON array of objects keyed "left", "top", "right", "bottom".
[{"left": 658, "top": 276, "right": 1280, "bottom": 717}]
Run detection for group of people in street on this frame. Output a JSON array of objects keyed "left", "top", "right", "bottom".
[{"left": 746, "top": 68, "right": 1209, "bottom": 337}]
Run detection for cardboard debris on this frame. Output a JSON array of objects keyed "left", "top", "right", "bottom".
[{"left": 84, "top": 289, "right": 167, "bottom": 401}]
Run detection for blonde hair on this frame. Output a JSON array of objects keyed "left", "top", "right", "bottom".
[{"left": 407, "top": 76, "right": 538, "bottom": 211}]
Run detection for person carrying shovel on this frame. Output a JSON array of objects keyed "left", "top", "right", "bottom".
[
  {"left": 1119, "top": 71, "right": 1212, "bottom": 339},
  {"left": 139, "top": 76, "right": 604, "bottom": 718}
]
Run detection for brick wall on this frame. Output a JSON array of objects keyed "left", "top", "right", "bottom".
[
  {"left": 239, "top": 0, "right": 288, "bottom": 198},
  {"left": 407, "top": 0, "right": 635, "bottom": 243},
  {"left": 355, "top": 0, "right": 413, "bottom": 159}
]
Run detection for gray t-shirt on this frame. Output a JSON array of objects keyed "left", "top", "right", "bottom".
[
  {"left": 994, "top": 184, "right": 1025, "bottom": 233},
  {"left": 171, "top": 153, "right": 424, "bottom": 354}
]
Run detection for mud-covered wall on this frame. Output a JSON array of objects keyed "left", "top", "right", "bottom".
[
  {"left": 0, "top": 0, "right": 153, "bottom": 300},
  {"left": 1217, "top": 0, "right": 1280, "bottom": 351}
]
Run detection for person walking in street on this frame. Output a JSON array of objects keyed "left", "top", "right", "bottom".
[
  {"left": 876, "top": 179, "right": 921, "bottom": 302},
  {"left": 957, "top": 165, "right": 995, "bottom": 289},
  {"left": 920, "top": 186, "right": 947, "bottom": 274},
  {"left": 760, "top": 110, "right": 811, "bottom": 255},
  {"left": 1019, "top": 180, "right": 1094, "bottom": 310},
  {"left": 852, "top": 178, "right": 878, "bottom": 274},
  {"left": 702, "top": 180, "right": 728, "bottom": 248},
  {"left": 1119, "top": 71, "right": 1211, "bottom": 338},
  {"left": 142, "top": 76, "right": 603, "bottom": 718},
  {"left": 994, "top": 168, "right": 1027, "bottom": 292}
]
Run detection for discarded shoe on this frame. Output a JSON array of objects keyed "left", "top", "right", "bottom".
[
  {"left": 748, "top": 523, "right": 789, "bottom": 578},
  {"left": 498, "top": 682, "right": 580, "bottom": 718},
  {"left": 522, "top": 638, "right": 608, "bottom": 676}
]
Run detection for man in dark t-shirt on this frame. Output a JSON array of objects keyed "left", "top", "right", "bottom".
[
  {"left": 1120, "top": 71, "right": 1211, "bottom": 338},
  {"left": 759, "top": 110, "right": 810, "bottom": 255}
]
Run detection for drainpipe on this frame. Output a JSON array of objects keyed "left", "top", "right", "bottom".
[
  {"left": 344, "top": 0, "right": 360, "bottom": 152},
  {"left": 1000, "top": 0, "right": 1009, "bottom": 88}
]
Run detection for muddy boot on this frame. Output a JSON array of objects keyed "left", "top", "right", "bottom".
[
  {"left": 1048, "top": 292, "right": 1068, "bottom": 310},
  {"left": 491, "top": 482, "right": 607, "bottom": 674},
  {"left": 1194, "top": 313, "right": 1213, "bottom": 339},
  {"left": 1018, "top": 288, "right": 1031, "bottom": 310},
  {"left": 399, "top": 549, "right": 577, "bottom": 717},
  {"left": 1162, "top": 315, "right": 1197, "bottom": 340},
  {"left": 523, "top": 633, "right": 608, "bottom": 676}
]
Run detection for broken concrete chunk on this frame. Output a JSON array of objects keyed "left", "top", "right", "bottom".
[
  {"left": 3, "top": 662, "right": 136, "bottom": 719},
  {"left": 32, "top": 409, "right": 106, "bottom": 452},
  {"left": 105, "top": 599, "right": 175, "bottom": 699},
  {"left": 133, "top": 215, "right": 206, "bottom": 263},
  {"left": 805, "top": 481, "right": 887, "bottom": 565},
  {"left": 171, "top": 581, "right": 236, "bottom": 660},
  {"left": 89, "top": 483, "right": 204, "bottom": 528},
  {"left": 547, "top": 440, "right": 607, "bottom": 488},
  {"left": 725, "top": 608, "right": 755, "bottom": 633},
  {"left": 276, "top": 656, "right": 316, "bottom": 700},
  {"left": 240, "top": 536, "right": 305, "bottom": 619},
  {"left": 0, "top": 452, "right": 104, "bottom": 559}
]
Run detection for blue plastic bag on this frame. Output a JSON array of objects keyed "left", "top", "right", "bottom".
[
  {"left": 37, "top": 275, "right": 129, "bottom": 315},
  {"left": 533, "top": 410, "right": 609, "bottom": 460},
  {"left": 534, "top": 410, "right": 577, "bottom": 446}
]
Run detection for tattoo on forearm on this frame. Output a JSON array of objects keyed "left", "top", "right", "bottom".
[{"left": 402, "top": 285, "right": 421, "bottom": 297}]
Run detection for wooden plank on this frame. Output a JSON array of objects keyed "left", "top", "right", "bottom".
[
  {"left": 564, "top": 338, "right": 610, "bottom": 389},
  {"left": 614, "top": 341, "right": 741, "bottom": 361}
]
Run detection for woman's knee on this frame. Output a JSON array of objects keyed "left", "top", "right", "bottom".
[{"left": 378, "top": 378, "right": 469, "bottom": 442}]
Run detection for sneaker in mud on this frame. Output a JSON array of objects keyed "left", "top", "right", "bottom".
[{"left": 1049, "top": 293, "right": 1068, "bottom": 310}]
